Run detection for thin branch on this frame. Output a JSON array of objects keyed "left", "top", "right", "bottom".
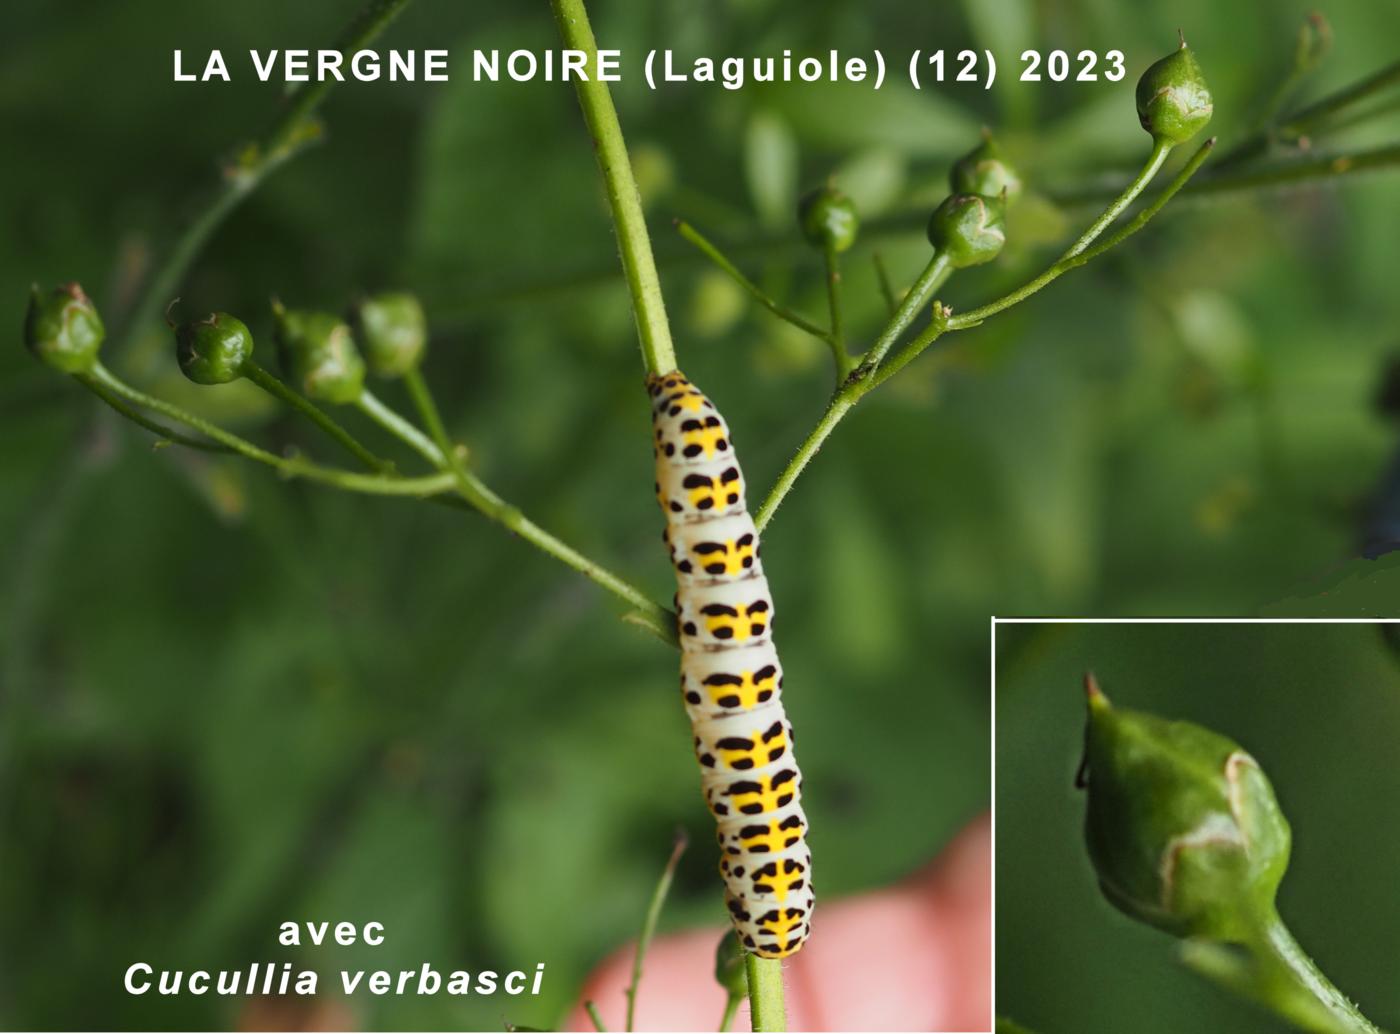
[
  {"left": 585, "top": 1001, "right": 608, "bottom": 1032},
  {"left": 401, "top": 368, "right": 678, "bottom": 646},
  {"left": 947, "top": 138, "right": 1213, "bottom": 330},
  {"left": 872, "top": 252, "right": 898, "bottom": 317},
  {"left": 115, "top": 0, "right": 416, "bottom": 353},
  {"left": 82, "top": 362, "right": 452, "bottom": 496},
  {"left": 756, "top": 138, "right": 1207, "bottom": 533},
  {"left": 242, "top": 360, "right": 388, "bottom": 472},
  {"left": 355, "top": 386, "right": 441, "bottom": 466},
  {"left": 675, "top": 220, "right": 833, "bottom": 344},
  {"left": 624, "top": 830, "right": 689, "bottom": 1032},
  {"left": 822, "top": 245, "right": 853, "bottom": 380},
  {"left": 551, "top": 0, "right": 676, "bottom": 376},
  {"left": 77, "top": 376, "right": 230, "bottom": 452}
]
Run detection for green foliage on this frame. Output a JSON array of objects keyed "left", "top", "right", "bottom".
[{"left": 4, "top": 0, "right": 1400, "bottom": 1029}]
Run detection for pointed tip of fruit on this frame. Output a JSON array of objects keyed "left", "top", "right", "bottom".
[
  {"left": 1084, "top": 671, "right": 1110, "bottom": 708},
  {"left": 1177, "top": 28, "right": 1187, "bottom": 49}
]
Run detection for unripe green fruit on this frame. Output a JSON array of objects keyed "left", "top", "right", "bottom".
[
  {"left": 713, "top": 930, "right": 747, "bottom": 998},
  {"left": 175, "top": 312, "right": 253, "bottom": 385},
  {"left": 273, "top": 305, "right": 365, "bottom": 404},
  {"left": 950, "top": 134, "right": 1022, "bottom": 201},
  {"left": 797, "top": 187, "right": 859, "bottom": 253},
  {"left": 352, "top": 292, "right": 427, "bottom": 378},
  {"left": 1136, "top": 40, "right": 1214, "bottom": 145},
  {"left": 1080, "top": 676, "right": 1290, "bottom": 942},
  {"left": 25, "top": 282, "right": 105, "bottom": 374},
  {"left": 927, "top": 194, "right": 1006, "bottom": 269}
]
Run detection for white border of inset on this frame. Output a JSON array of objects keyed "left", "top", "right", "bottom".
[{"left": 986, "top": 615, "right": 1400, "bottom": 1034}]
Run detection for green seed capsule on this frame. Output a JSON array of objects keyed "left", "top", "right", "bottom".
[
  {"left": 950, "top": 134, "right": 1022, "bottom": 202},
  {"left": 713, "top": 930, "right": 747, "bottom": 999},
  {"left": 273, "top": 304, "right": 365, "bottom": 404},
  {"left": 926, "top": 194, "right": 1006, "bottom": 269},
  {"left": 1079, "top": 675, "right": 1290, "bottom": 942},
  {"left": 352, "top": 292, "right": 427, "bottom": 378},
  {"left": 24, "top": 282, "right": 105, "bottom": 374},
  {"left": 797, "top": 186, "right": 859, "bottom": 253},
  {"left": 1136, "top": 38, "right": 1214, "bottom": 145},
  {"left": 175, "top": 312, "right": 253, "bottom": 385}
]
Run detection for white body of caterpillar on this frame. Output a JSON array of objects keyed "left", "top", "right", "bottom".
[{"left": 649, "top": 371, "right": 812, "bottom": 959}]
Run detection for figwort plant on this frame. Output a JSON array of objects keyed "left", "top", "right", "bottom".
[
  {"left": 24, "top": 0, "right": 1400, "bottom": 1027},
  {"left": 1078, "top": 676, "right": 1383, "bottom": 1034}
]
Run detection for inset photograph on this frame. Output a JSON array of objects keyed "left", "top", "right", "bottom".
[{"left": 994, "top": 619, "right": 1400, "bottom": 1034}]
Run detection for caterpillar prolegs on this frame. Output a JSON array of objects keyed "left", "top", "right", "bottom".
[{"left": 648, "top": 371, "right": 813, "bottom": 959}]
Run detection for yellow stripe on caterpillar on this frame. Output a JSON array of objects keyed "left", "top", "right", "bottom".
[{"left": 648, "top": 369, "right": 812, "bottom": 960}]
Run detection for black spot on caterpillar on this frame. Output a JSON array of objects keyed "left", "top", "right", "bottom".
[{"left": 650, "top": 371, "right": 812, "bottom": 960}]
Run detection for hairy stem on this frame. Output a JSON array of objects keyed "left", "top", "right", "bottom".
[
  {"left": 823, "top": 246, "right": 853, "bottom": 379},
  {"left": 625, "top": 831, "right": 689, "bottom": 1032},
  {"left": 949, "top": 138, "right": 1211, "bottom": 330},
  {"left": 116, "top": 0, "right": 415, "bottom": 354},
  {"left": 872, "top": 252, "right": 898, "bottom": 317},
  {"left": 744, "top": 956, "right": 787, "bottom": 1032},
  {"left": 77, "top": 376, "right": 230, "bottom": 452},
  {"left": 551, "top": 0, "right": 676, "bottom": 376},
  {"left": 355, "top": 387, "right": 440, "bottom": 466},
  {"left": 401, "top": 369, "right": 677, "bottom": 645},
  {"left": 856, "top": 250, "right": 952, "bottom": 374},
  {"left": 756, "top": 139, "right": 1208, "bottom": 532},
  {"left": 1258, "top": 915, "right": 1381, "bottom": 1034},
  {"left": 675, "top": 220, "right": 833, "bottom": 344},
  {"left": 242, "top": 360, "right": 387, "bottom": 472}
]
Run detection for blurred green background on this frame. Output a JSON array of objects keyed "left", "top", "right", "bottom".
[
  {"left": 3, "top": 0, "right": 1400, "bottom": 1029},
  {"left": 995, "top": 622, "right": 1400, "bottom": 1032}
]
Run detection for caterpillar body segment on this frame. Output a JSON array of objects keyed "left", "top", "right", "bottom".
[{"left": 649, "top": 370, "right": 812, "bottom": 960}]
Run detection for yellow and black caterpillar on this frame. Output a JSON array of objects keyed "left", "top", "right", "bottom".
[{"left": 648, "top": 371, "right": 812, "bottom": 959}]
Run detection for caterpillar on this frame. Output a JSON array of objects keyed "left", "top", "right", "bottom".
[{"left": 648, "top": 370, "right": 813, "bottom": 959}]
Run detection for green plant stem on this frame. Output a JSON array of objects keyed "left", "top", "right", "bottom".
[
  {"left": 744, "top": 956, "right": 787, "bottom": 1033},
  {"left": 85, "top": 362, "right": 452, "bottom": 496},
  {"left": 77, "top": 376, "right": 231, "bottom": 452},
  {"left": 354, "top": 387, "right": 440, "bottom": 466},
  {"left": 719, "top": 993, "right": 743, "bottom": 1032},
  {"left": 823, "top": 246, "right": 852, "bottom": 379},
  {"left": 1070, "top": 139, "right": 1172, "bottom": 260},
  {"left": 401, "top": 369, "right": 677, "bottom": 645},
  {"left": 585, "top": 1001, "right": 608, "bottom": 1032},
  {"left": 675, "top": 220, "right": 832, "bottom": 344},
  {"left": 241, "top": 360, "right": 387, "bottom": 472},
  {"left": 872, "top": 252, "right": 898, "bottom": 317},
  {"left": 625, "top": 831, "right": 689, "bottom": 1032},
  {"left": 756, "top": 140, "right": 1205, "bottom": 533},
  {"left": 1219, "top": 57, "right": 1400, "bottom": 168},
  {"left": 948, "top": 137, "right": 1212, "bottom": 331},
  {"left": 1258, "top": 915, "right": 1382, "bottom": 1034},
  {"left": 551, "top": 0, "right": 676, "bottom": 377},
  {"left": 750, "top": 250, "right": 950, "bottom": 532},
  {"left": 116, "top": 0, "right": 415, "bottom": 354}
]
